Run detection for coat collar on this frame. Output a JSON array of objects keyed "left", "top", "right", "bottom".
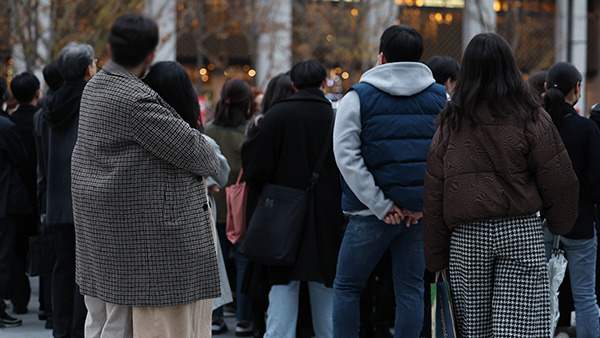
[
  {"left": 101, "top": 61, "right": 144, "bottom": 83},
  {"left": 563, "top": 101, "right": 578, "bottom": 116},
  {"left": 283, "top": 88, "right": 331, "bottom": 105}
]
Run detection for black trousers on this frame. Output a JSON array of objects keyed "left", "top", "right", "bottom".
[
  {"left": 9, "top": 213, "right": 35, "bottom": 310},
  {"left": 0, "top": 216, "right": 16, "bottom": 302},
  {"left": 51, "top": 224, "right": 86, "bottom": 338}
]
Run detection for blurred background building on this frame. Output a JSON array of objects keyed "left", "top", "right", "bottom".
[{"left": 0, "top": 0, "right": 598, "bottom": 115}]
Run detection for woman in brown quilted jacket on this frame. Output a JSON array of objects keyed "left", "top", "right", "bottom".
[{"left": 423, "top": 32, "right": 579, "bottom": 337}]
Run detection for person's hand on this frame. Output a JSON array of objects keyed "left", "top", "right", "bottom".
[
  {"left": 382, "top": 205, "right": 404, "bottom": 224},
  {"left": 401, "top": 210, "right": 422, "bottom": 227},
  {"left": 208, "top": 184, "right": 220, "bottom": 195}
]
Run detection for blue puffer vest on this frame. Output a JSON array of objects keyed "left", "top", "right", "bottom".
[{"left": 341, "top": 82, "right": 447, "bottom": 212}]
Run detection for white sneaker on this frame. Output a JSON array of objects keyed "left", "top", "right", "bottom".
[{"left": 554, "top": 332, "right": 570, "bottom": 338}]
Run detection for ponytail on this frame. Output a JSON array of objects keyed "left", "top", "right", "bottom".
[
  {"left": 213, "top": 79, "right": 253, "bottom": 127},
  {"left": 543, "top": 88, "right": 568, "bottom": 126}
]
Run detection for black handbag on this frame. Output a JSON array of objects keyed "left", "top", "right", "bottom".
[
  {"left": 239, "top": 119, "right": 333, "bottom": 266},
  {"left": 27, "top": 221, "right": 55, "bottom": 276}
]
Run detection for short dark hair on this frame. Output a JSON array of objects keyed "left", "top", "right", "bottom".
[
  {"left": 143, "top": 61, "right": 201, "bottom": 131},
  {"left": 261, "top": 73, "right": 294, "bottom": 113},
  {"left": 290, "top": 60, "right": 326, "bottom": 90},
  {"left": 11, "top": 72, "right": 40, "bottom": 104},
  {"left": 526, "top": 71, "right": 547, "bottom": 103},
  {"left": 379, "top": 25, "right": 423, "bottom": 63},
  {"left": 0, "top": 76, "right": 6, "bottom": 107},
  {"left": 426, "top": 56, "right": 459, "bottom": 85},
  {"left": 109, "top": 14, "right": 159, "bottom": 67},
  {"left": 42, "top": 61, "right": 64, "bottom": 92}
]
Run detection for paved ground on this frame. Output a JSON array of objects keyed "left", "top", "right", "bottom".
[
  {"left": 1, "top": 277, "right": 239, "bottom": 338},
  {"left": 3, "top": 278, "right": 579, "bottom": 337}
]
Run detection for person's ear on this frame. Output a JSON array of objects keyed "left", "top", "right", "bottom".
[
  {"left": 146, "top": 51, "right": 156, "bottom": 66},
  {"left": 85, "top": 64, "right": 94, "bottom": 81},
  {"left": 377, "top": 52, "right": 387, "bottom": 65},
  {"left": 35, "top": 89, "right": 41, "bottom": 100},
  {"left": 291, "top": 82, "right": 298, "bottom": 92},
  {"left": 107, "top": 44, "right": 112, "bottom": 59},
  {"left": 575, "top": 81, "right": 581, "bottom": 95},
  {"left": 544, "top": 81, "right": 548, "bottom": 91}
]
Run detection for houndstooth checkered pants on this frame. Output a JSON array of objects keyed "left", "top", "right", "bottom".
[{"left": 449, "top": 215, "right": 551, "bottom": 337}]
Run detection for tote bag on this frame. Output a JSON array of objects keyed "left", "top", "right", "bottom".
[
  {"left": 239, "top": 184, "right": 308, "bottom": 266},
  {"left": 431, "top": 270, "right": 457, "bottom": 338},
  {"left": 225, "top": 169, "right": 248, "bottom": 244}
]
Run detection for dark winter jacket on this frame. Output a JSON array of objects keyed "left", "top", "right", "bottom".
[
  {"left": 0, "top": 115, "right": 30, "bottom": 218},
  {"left": 11, "top": 104, "right": 38, "bottom": 214},
  {"left": 34, "top": 79, "right": 85, "bottom": 225},
  {"left": 423, "top": 106, "right": 579, "bottom": 272},
  {"left": 242, "top": 88, "right": 344, "bottom": 287},
  {"left": 556, "top": 103, "right": 600, "bottom": 239}
]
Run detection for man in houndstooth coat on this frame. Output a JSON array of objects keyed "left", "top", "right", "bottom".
[{"left": 71, "top": 14, "right": 220, "bottom": 337}]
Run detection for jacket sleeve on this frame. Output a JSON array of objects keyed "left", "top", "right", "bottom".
[
  {"left": 204, "top": 135, "right": 230, "bottom": 189},
  {"left": 527, "top": 111, "right": 579, "bottom": 234},
  {"left": 423, "top": 127, "right": 451, "bottom": 272},
  {"left": 333, "top": 91, "right": 394, "bottom": 219},
  {"left": 130, "top": 97, "right": 219, "bottom": 178},
  {"left": 33, "top": 110, "right": 48, "bottom": 215},
  {"left": 242, "top": 113, "right": 278, "bottom": 190},
  {"left": 0, "top": 118, "right": 27, "bottom": 168},
  {"left": 585, "top": 121, "right": 600, "bottom": 204}
]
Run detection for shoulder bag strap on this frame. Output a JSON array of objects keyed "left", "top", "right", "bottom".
[
  {"left": 236, "top": 169, "right": 244, "bottom": 184},
  {"left": 307, "top": 116, "right": 335, "bottom": 191}
]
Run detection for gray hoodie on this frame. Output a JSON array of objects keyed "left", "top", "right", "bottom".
[{"left": 333, "top": 62, "right": 435, "bottom": 219}]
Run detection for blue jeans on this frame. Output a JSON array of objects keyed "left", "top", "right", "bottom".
[
  {"left": 333, "top": 215, "right": 425, "bottom": 338},
  {"left": 265, "top": 281, "right": 333, "bottom": 338},
  {"left": 234, "top": 243, "right": 251, "bottom": 323},
  {"left": 544, "top": 228, "right": 600, "bottom": 338}
]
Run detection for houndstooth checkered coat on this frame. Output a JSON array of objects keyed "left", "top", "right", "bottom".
[{"left": 71, "top": 61, "right": 221, "bottom": 307}]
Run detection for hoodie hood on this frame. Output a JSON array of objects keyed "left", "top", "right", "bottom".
[
  {"left": 359, "top": 62, "right": 435, "bottom": 96},
  {"left": 44, "top": 79, "right": 86, "bottom": 127}
]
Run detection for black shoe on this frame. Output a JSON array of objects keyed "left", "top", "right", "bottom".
[
  {"left": 38, "top": 309, "right": 47, "bottom": 320},
  {"left": 45, "top": 317, "right": 53, "bottom": 329},
  {"left": 374, "top": 325, "right": 393, "bottom": 338},
  {"left": 12, "top": 306, "right": 28, "bottom": 314},
  {"left": 236, "top": 321, "right": 253, "bottom": 337},
  {"left": 0, "top": 312, "right": 23, "bottom": 327},
  {"left": 212, "top": 317, "right": 228, "bottom": 335}
]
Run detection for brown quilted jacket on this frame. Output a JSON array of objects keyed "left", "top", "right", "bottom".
[{"left": 423, "top": 106, "right": 579, "bottom": 272}]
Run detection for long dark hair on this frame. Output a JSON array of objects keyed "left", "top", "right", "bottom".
[
  {"left": 143, "top": 61, "right": 201, "bottom": 131},
  {"left": 261, "top": 73, "right": 294, "bottom": 114},
  {"left": 213, "top": 79, "right": 253, "bottom": 127},
  {"left": 439, "top": 33, "right": 539, "bottom": 130},
  {"left": 544, "top": 62, "right": 581, "bottom": 127}
]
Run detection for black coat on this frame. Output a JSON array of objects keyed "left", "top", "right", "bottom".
[
  {"left": 0, "top": 115, "right": 30, "bottom": 218},
  {"left": 33, "top": 80, "right": 85, "bottom": 225},
  {"left": 242, "top": 88, "right": 344, "bottom": 286},
  {"left": 559, "top": 103, "right": 600, "bottom": 239},
  {"left": 11, "top": 104, "right": 38, "bottom": 213}
]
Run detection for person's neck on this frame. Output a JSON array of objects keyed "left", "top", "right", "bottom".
[
  {"left": 19, "top": 101, "right": 36, "bottom": 108},
  {"left": 122, "top": 64, "right": 147, "bottom": 78}
]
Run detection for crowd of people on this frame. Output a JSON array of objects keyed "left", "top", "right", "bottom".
[{"left": 0, "top": 12, "right": 598, "bottom": 338}]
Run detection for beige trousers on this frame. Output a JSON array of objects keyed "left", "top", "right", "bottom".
[
  {"left": 132, "top": 298, "right": 213, "bottom": 338},
  {"left": 85, "top": 296, "right": 213, "bottom": 338}
]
